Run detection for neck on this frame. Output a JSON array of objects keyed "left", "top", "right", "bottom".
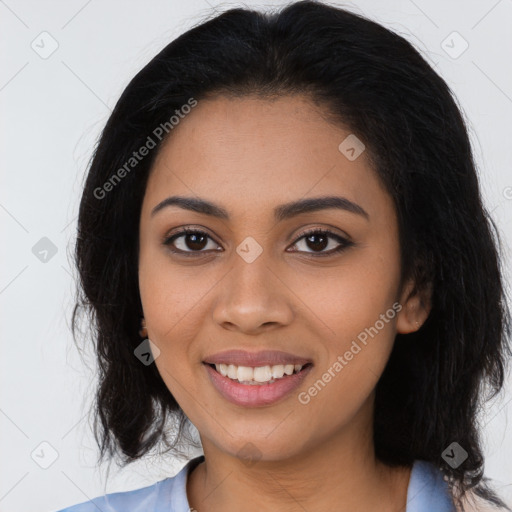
[{"left": 186, "top": 401, "right": 412, "bottom": 512}]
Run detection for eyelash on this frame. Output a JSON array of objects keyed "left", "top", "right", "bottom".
[{"left": 162, "top": 227, "right": 353, "bottom": 258}]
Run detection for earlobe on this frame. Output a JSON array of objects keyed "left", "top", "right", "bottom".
[
  {"left": 139, "top": 317, "right": 148, "bottom": 338},
  {"left": 396, "top": 280, "right": 432, "bottom": 334}
]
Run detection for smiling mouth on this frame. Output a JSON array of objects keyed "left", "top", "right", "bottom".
[{"left": 205, "top": 362, "right": 313, "bottom": 385}]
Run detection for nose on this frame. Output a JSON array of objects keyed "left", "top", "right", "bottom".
[{"left": 212, "top": 254, "right": 294, "bottom": 334}]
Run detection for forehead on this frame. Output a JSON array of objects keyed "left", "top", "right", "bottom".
[{"left": 142, "top": 94, "right": 391, "bottom": 221}]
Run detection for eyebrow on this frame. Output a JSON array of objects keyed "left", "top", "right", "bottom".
[{"left": 151, "top": 195, "right": 369, "bottom": 222}]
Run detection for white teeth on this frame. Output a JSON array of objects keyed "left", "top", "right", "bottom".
[
  {"left": 237, "top": 365, "right": 254, "bottom": 382},
  {"left": 271, "top": 365, "right": 285, "bottom": 379},
  {"left": 213, "top": 363, "right": 305, "bottom": 383},
  {"left": 284, "top": 364, "right": 294, "bottom": 375},
  {"left": 253, "top": 366, "right": 272, "bottom": 382},
  {"left": 227, "top": 364, "right": 238, "bottom": 379}
]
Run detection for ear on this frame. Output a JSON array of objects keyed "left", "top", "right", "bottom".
[{"left": 396, "top": 278, "right": 432, "bottom": 334}]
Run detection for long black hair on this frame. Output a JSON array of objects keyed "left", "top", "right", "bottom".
[{"left": 71, "top": 1, "right": 511, "bottom": 509}]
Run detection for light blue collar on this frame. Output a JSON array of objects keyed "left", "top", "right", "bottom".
[{"left": 173, "top": 456, "right": 455, "bottom": 512}]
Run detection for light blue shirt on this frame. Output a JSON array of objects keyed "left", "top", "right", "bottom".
[{"left": 54, "top": 455, "right": 456, "bottom": 511}]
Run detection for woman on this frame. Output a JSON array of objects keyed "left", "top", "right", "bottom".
[{"left": 56, "top": 1, "right": 511, "bottom": 511}]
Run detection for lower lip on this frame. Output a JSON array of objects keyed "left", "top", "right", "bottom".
[{"left": 204, "top": 363, "right": 313, "bottom": 407}]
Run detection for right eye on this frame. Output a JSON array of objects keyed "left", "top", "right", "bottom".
[{"left": 163, "top": 228, "right": 222, "bottom": 255}]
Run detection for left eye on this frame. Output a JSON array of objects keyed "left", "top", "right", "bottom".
[
  {"left": 163, "top": 228, "right": 352, "bottom": 256},
  {"left": 289, "top": 229, "right": 353, "bottom": 256}
]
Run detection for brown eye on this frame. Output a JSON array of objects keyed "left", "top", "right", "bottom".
[
  {"left": 163, "top": 228, "right": 220, "bottom": 254},
  {"left": 162, "top": 227, "right": 353, "bottom": 258},
  {"left": 289, "top": 229, "right": 353, "bottom": 256}
]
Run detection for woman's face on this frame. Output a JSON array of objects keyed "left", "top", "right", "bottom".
[{"left": 138, "top": 94, "right": 425, "bottom": 462}]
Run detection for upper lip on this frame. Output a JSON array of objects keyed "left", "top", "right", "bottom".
[{"left": 203, "top": 349, "right": 312, "bottom": 367}]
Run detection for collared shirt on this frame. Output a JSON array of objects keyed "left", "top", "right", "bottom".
[{"left": 54, "top": 455, "right": 456, "bottom": 511}]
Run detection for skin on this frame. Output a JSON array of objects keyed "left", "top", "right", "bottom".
[{"left": 138, "top": 94, "right": 431, "bottom": 512}]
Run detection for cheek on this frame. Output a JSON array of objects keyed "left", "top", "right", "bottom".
[
  {"left": 298, "top": 292, "right": 399, "bottom": 435},
  {"left": 138, "top": 248, "right": 224, "bottom": 399},
  {"left": 139, "top": 244, "right": 211, "bottom": 339},
  {"left": 297, "top": 245, "right": 401, "bottom": 394},
  {"left": 299, "top": 245, "right": 401, "bottom": 337}
]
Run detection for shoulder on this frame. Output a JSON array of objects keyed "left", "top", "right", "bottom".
[
  {"left": 407, "top": 460, "right": 456, "bottom": 512},
  {"left": 53, "top": 478, "right": 173, "bottom": 512},
  {"left": 407, "top": 461, "right": 502, "bottom": 512},
  {"left": 52, "top": 455, "right": 204, "bottom": 512}
]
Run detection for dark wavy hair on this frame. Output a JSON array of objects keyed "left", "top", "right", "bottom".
[{"left": 71, "top": 1, "right": 512, "bottom": 509}]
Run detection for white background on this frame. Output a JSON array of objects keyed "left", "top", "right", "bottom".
[{"left": 1, "top": 1, "right": 511, "bottom": 511}]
